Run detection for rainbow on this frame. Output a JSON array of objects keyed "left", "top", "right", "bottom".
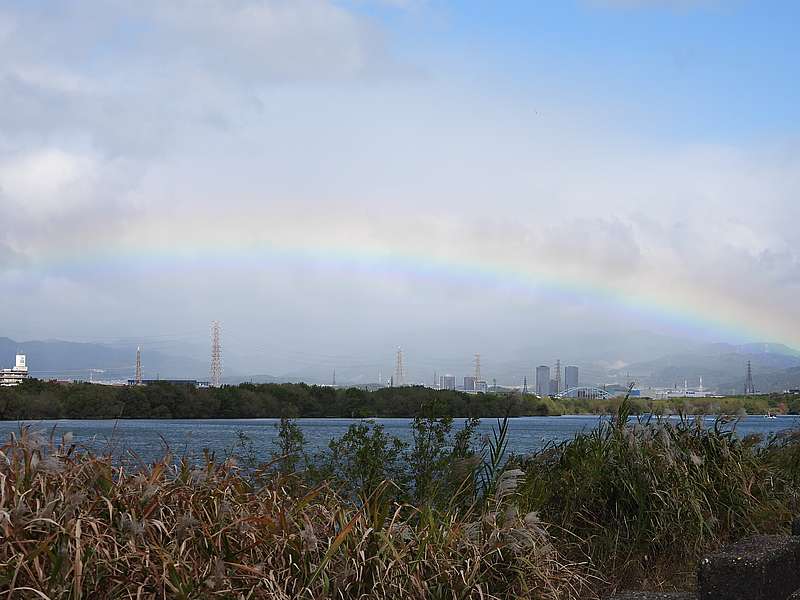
[{"left": 15, "top": 212, "right": 799, "bottom": 348}]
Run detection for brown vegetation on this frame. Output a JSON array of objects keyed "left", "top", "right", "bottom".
[{"left": 0, "top": 428, "right": 589, "bottom": 599}]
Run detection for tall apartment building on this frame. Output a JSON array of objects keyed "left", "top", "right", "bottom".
[
  {"left": 565, "top": 365, "right": 579, "bottom": 390},
  {"left": 463, "top": 376, "right": 477, "bottom": 392},
  {"left": 535, "top": 365, "right": 550, "bottom": 396},
  {"left": 439, "top": 374, "right": 456, "bottom": 391}
]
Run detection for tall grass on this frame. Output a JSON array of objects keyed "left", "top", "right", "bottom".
[
  {"left": 0, "top": 428, "right": 589, "bottom": 599},
  {"left": 3, "top": 410, "right": 799, "bottom": 598},
  {"left": 517, "top": 401, "right": 800, "bottom": 592}
]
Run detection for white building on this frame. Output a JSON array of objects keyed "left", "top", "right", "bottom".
[
  {"left": 657, "top": 377, "right": 711, "bottom": 399},
  {"left": 0, "top": 354, "right": 29, "bottom": 387}
]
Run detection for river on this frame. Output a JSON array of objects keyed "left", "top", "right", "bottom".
[{"left": 1, "top": 414, "right": 799, "bottom": 465}]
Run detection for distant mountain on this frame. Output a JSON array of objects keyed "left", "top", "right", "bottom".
[
  {"left": 717, "top": 366, "right": 800, "bottom": 395},
  {"left": 617, "top": 344, "right": 800, "bottom": 391},
  {"left": 6, "top": 334, "right": 800, "bottom": 392},
  {"left": 0, "top": 337, "right": 212, "bottom": 381},
  {"left": 514, "top": 330, "right": 707, "bottom": 367},
  {"left": 240, "top": 337, "right": 800, "bottom": 389},
  {"left": 735, "top": 342, "right": 800, "bottom": 357}
]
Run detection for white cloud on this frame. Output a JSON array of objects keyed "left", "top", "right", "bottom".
[{"left": 0, "top": 149, "right": 97, "bottom": 214}]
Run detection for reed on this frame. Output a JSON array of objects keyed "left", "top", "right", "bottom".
[
  {"left": 517, "top": 402, "right": 800, "bottom": 592},
  {"left": 0, "top": 428, "right": 589, "bottom": 600},
  {"left": 3, "top": 411, "right": 798, "bottom": 598}
]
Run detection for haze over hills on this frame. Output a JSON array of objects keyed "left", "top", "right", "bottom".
[
  {"left": 0, "top": 338, "right": 212, "bottom": 382},
  {"left": 616, "top": 345, "right": 800, "bottom": 392},
  {"left": 4, "top": 334, "right": 800, "bottom": 393},
  {"left": 716, "top": 367, "right": 800, "bottom": 396}
]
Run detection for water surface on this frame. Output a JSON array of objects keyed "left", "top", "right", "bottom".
[{"left": 1, "top": 415, "right": 797, "bottom": 464}]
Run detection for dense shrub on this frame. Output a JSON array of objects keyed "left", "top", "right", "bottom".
[{"left": 517, "top": 402, "right": 800, "bottom": 591}]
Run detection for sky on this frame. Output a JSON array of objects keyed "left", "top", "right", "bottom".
[{"left": 1, "top": 0, "right": 799, "bottom": 380}]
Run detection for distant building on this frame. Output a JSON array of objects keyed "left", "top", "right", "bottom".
[
  {"left": 127, "top": 379, "right": 210, "bottom": 388},
  {"left": 463, "top": 376, "right": 477, "bottom": 392},
  {"left": 548, "top": 379, "right": 559, "bottom": 396},
  {"left": 0, "top": 354, "right": 29, "bottom": 387},
  {"left": 657, "top": 378, "right": 711, "bottom": 399},
  {"left": 439, "top": 374, "right": 456, "bottom": 391},
  {"left": 565, "top": 365, "right": 579, "bottom": 390},
  {"left": 476, "top": 380, "right": 488, "bottom": 394},
  {"left": 535, "top": 365, "right": 550, "bottom": 396}
]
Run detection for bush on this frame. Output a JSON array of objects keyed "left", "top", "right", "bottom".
[{"left": 517, "top": 402, "right": 799, "bottom": 591}]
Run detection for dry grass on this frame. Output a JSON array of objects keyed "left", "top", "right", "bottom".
[{"left": 0, "top": 429, "right": 591, "bottom": 599}]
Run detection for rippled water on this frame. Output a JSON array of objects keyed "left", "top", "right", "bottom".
[{"left": 1, "top": 415, "right": 798, "bottom": 464}]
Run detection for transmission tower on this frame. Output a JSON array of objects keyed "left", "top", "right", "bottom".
[
  {"left": 332, "top": 369, "right": 336, "bottom": 387},
  {"left": 474, "top": 353, "right": 482, "bottom": 382},
  {"left": 135, "top": 346, "right": 142, "bottom": 385},
  {"left": 744, "top": 360, "right": 755, "bottom": 395},
  {"left": 394, "top": 347, "right": 405, "bottom": 387},
  {"left": 522, "top": 375, "right": 528, "bottom": 395},
  {"left": 210, "top": 321, "right": 222, "bottom": 388},
  {"left": 555, "top": 359, "right": 561, "bottom": 395}
]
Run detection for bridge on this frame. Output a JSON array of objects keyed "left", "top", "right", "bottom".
[{"left": 557, "top": 386, "right": 612, "bottom": 400}]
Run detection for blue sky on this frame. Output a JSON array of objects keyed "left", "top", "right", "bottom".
[{"left": 364, "top": 1, "right": 800, "bottom": 141}]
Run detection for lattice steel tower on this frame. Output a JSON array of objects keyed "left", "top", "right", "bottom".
[
  {"left": 555, "top": 359, "right": 561, "bottom": 395},
  {"left": 394, "top": 347, "right": 405, "bottom": 387},
  {"left": 474, "top": 353, "right": 481, "bottom": 382},
  {"left": 135, "top": 346, "right": 142, "bottom": 385},
  {"left": 744, "top": 360, "right": 755, "bottom": 395},
  {"left": 210, "top": 321, "right": 222, "bottom": 387}
]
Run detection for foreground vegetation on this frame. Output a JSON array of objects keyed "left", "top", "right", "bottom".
[
  {"left": 1, "top": 417, "right": 590, "bottom": 599},
  {"left": 518, "top": 407, "right": 800, "bottom": 589},
  {"left": 2, "top": 379, "right": 800, "bottom": 420},
  {"left": 2, "top": 403, "right": 800, "bottom": 598}
]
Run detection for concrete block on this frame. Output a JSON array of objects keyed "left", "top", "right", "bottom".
[{"left": 697, "top": 535, "right": 800, "bottom": 600}]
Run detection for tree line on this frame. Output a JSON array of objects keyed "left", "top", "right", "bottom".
[
  {"left": 2, "top": 379, "right": 798, "bottom": 420},
  {"left": 0, "top": 380, "right": 558, "bottom": 420}
]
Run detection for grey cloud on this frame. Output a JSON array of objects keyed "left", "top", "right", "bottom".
[{"left": 0, "top": 241, "right": 26, "bottom": 270}]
